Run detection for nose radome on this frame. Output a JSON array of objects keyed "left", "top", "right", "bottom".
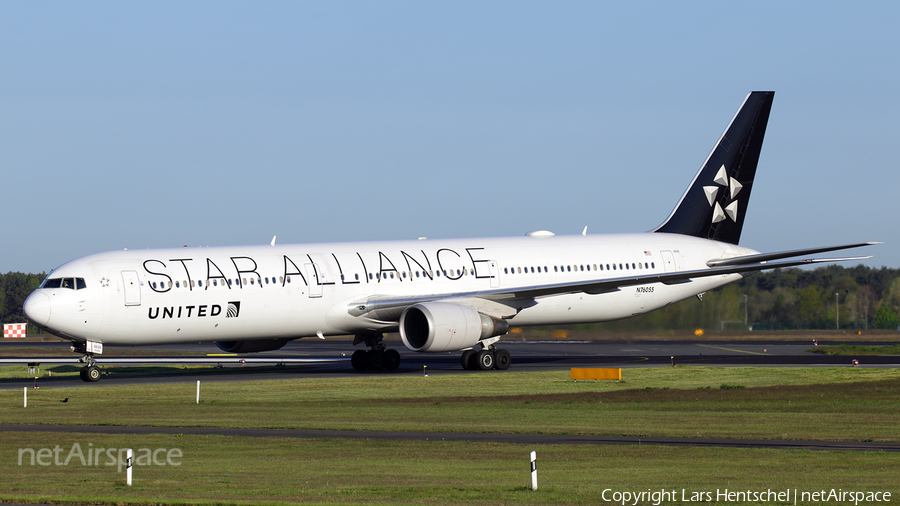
[{"left": 23, "top": 292, "right": 51, "bottom": 327}]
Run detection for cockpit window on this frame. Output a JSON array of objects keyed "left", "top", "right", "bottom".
[
  {"left": 41, "top": 277, "right": 86, "bottom": 290},
  {"left": 42, "top": 278, "right": 62, "bottom": 288}
]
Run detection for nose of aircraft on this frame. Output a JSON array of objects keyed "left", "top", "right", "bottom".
[{"left": 23, "top": 292, "right": 51, "bottom": 327}]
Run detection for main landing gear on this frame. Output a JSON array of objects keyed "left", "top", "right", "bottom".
[
  {"left": 71, "top": 342, "right": 101, "bottom": 382},
  {"left": 351, "top": 333, "right": 401, "bottom": 371},
  {"left": 460, "top": 339, "right": 511, "bottom": 371}
]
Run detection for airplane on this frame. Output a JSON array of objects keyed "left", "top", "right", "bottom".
[{"left": 22, "top": 91, "right": 876, "bottom": 382}]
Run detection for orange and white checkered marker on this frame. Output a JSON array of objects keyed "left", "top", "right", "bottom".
[{"left": 3, "top": 323, "right": 26, "bottom": 338}]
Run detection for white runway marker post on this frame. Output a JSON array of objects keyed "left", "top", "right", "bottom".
[
  {"left": 23, "top": 387, "right": 27, "bottom": 408},
  {"left": 126, "top": 448, "right": 133, "bottom": 486},
  {"left": 530, "top": 451, "right": 537, "bottom": 491},
  {"left": 196, "top": 380, "right": 200, "bottom": 404}
]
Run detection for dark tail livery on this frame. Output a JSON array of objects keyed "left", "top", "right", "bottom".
[{"left": 654, "top": 91, "right": 775, "bottom": 245}]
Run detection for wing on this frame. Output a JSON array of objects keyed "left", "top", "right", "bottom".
[{"left": 348, "top": 242, "right": 876, "bottom": 321}]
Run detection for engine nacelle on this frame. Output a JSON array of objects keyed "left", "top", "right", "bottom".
[
  {"left": 215, "top": 338, "right": 292, "bottom": 353},
  {"left": 399, "top": 302, "right": 509, "bottom": 353}
]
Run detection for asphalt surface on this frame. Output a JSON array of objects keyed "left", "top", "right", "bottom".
[
  {"left": 3, "top": 423, "right": 899, "bottom": 452},
  {"left": 2, "top": 339, "right": 899, "bottom": 389}
]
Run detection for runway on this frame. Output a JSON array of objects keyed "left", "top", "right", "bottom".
[{"left": 1, "top": 338, "right": 898, "bottom": 389}]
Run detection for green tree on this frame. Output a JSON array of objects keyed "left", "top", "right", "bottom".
[{"left": 873, "top": 306, "right": 900, "bottom": 330}]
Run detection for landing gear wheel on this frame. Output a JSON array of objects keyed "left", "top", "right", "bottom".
[
  {"left": 83, "top": 365, "right": 101, "bottom": 382},
  {"left": 383, "top": 349, "right": 401, "bottom": 370},
  {"left": 493, "top": 349, "right": 511, "bottom": 370},
  {"left": 351, "top": 350, "right": 368, "bottom": 371},
  {"left": 367, "top": 350, "right": 385, "bottom": 370},
  {"left": 476, "top": 350, "right": 495, "bottom": 371},
  {"left": 79, "top": 368, "right": 88, "bottom": 381},
  {"left": 460, "top": 350, "right": 477, "bottom": 370}
]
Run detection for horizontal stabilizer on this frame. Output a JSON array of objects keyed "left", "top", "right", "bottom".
[{"left": 706, "top": 242, "right": 881, "bottom": 267}]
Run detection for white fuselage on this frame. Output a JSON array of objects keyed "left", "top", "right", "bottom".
[{"left": 26, "top": 232, "right": 754, "bottom": 347}]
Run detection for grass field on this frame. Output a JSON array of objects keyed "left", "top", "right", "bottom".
[
  {"left": 3, "top": 433, "right": 898, "bottom": 506},
  {"left": 2, "top": 367, "right": 899, "bottom": 505},
  {"left": 3, "top": 368, "right": 900, "bottom": 440}
]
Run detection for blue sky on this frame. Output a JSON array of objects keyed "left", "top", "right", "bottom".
[{"left": 1, "top": 1, "right": 896, "bottom": 273}]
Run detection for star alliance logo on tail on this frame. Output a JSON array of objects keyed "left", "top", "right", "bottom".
[
  {"left": 703, "top": 165, "right": 743, "bottom": 224},
  {"left": 227, "top": 302, "right": 241, "bottom": 318}
]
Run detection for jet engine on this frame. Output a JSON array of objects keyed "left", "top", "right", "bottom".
[
  {"left": 215, "top": 338, "right": 292, "bottom": 353},
  {"left": 399, "top": 302, "right": 509, "bottom": 353}
]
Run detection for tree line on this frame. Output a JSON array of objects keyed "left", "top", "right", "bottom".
[
  {"left": 2, "top": 265, "right": 900, "bottom": 333},
  {"left": 586, "top": 264, "right": 900, "bottom": 332},
  {"left": 0, "top": 271, "right": 46, "bottom": 332}
]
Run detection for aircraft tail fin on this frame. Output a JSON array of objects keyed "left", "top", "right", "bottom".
[{"left": 653, "top": 91, "right": 774, "bottom": 245}]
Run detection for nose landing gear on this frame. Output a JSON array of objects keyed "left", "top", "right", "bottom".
[{"left": 71, "top": 342, "right": 101, "bottom": 382}]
